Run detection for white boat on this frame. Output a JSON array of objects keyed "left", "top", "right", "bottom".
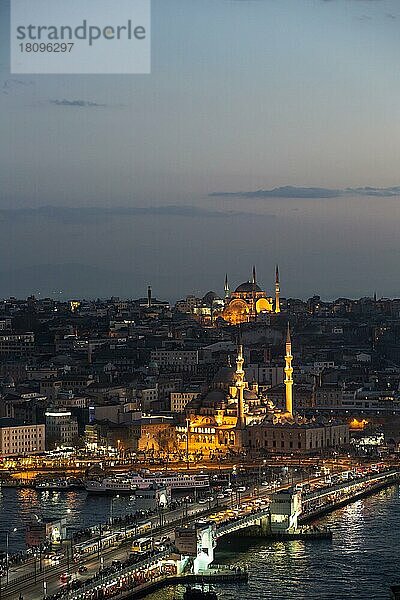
[
  {"left": 129, "top": 472, "right": 210, "bottom": 491},
  {"left": 85, "top": 477, "right": 135, "bottom": 495},
  {"left": 85, "top": 472, "right": 209, "bottom": 495},
  {"left": 36, "top": 479, "right": 75, "bottom": 492}
]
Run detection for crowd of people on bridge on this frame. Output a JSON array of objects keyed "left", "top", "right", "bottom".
[
  {"left": 215, "top": 506, "right": 266, "bottom": 530},
  {"left": 72, "top": 497, "right": 195, "bottom": 546},
  {"left": 45, "top": 543, "right": 176, "bottom": 600}
]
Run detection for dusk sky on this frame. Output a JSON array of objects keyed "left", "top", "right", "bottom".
[{"left": 1, "top": 0, "right": 400, "bottom": 300}]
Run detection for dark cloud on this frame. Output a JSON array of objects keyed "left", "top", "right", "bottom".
[
  {"left": 50, "top": 99, "right": 106, "bottom": 108},
  {"left": 209, "top": 186, "right": 400, "bottom": 199}
]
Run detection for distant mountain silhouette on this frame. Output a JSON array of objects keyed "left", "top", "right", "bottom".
[{"left": 0, "top": 263, "right": 144, "bottom": 299}]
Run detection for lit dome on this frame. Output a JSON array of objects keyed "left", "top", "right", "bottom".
[
  {"left": 235, "top": 281, "right": 262, "bottom": 293},
  {"left": 244, "top": 389, "right": 258, "bottom": 401},
  {"left": 201, "top": 291, "right": 221, "bottom": 305},
  {"left": 212, "top": 366, "right": 236, "bottom": 386}
]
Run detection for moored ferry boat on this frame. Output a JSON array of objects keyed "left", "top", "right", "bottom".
[
  {"left": 85, "top": 472, "right": 209, "bottom": 495},
  {"left": 85, "top": 477, "right": 135, "bottom": 495},
  {"left": 129, "top": 471, "right": 210, "bottom": 491}
]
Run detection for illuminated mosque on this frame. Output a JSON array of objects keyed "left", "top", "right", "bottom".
[
  {"left": 193, "top": 266, "right": 281, "bottom": 326},
  {"left": 222, "top": 265, "right": 281, "bottom": 325},
  {"left": 177, "top": 326, "right": 349, "bottom": 456},
  {"left": 177, "top": 325, "right": 296, "bottom": 456}
]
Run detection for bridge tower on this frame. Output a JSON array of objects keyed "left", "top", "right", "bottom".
[
  {"left": 269, "top": 490, "right": 301, "bottom": 533},
  {"left": 175, "top": 523, "right": 216, "bottom": 574}
]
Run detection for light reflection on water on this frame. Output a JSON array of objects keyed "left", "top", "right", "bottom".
[
  {"left": 147, "top": 486, "right": 400, "bottom": 600},
  {"left": 0, "top": 488, "right": 136, "bottom": 552},
  {"left": 1, "top": 486, "right": 399, "bottom": 599}
]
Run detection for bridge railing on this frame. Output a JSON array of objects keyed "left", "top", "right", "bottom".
[
  {"left": 302, "top": 469, "right": 399, "bottom": 503},
  {"left": 216, "top": 508, "right": 269, "bottom": 537},
  {"left": 65, "top": 548, "right": 172, "bottom": 600}
]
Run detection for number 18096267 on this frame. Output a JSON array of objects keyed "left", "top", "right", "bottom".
[{"left": 19, "top": 42, "right": 74, "bottom": 52}]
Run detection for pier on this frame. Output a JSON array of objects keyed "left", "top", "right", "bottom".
[
  {"left": 98, "top": 568, "right": 248, "bottom": 599},
  {"left": 263, "top": 528, "right": 332, "bottom": 541},
  {"left": 299, "top": 468, "right": 400, "bottom": 523},
  {"left": 211, "top": 468, "right": 400, "bottom": 544}
]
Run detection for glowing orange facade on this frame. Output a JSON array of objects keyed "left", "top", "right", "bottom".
[{"left": 221, "top": 268, "right": 276, "bottom": 325}]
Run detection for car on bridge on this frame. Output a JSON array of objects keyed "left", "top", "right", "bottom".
[{"left": 78, "top": 566, "right": 88, "bottom": 574}]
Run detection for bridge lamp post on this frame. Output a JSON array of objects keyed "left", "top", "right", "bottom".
[
  {"left": 0, "top": 528, "right": 17, "bottom": 585},
  {"left": 97, "top": 523, "right": 103, "bottom": 564},
  {"left": 235, "top": 490, "right": 241, "bottom": 507},
  {"left": 183, "top": 496, "right": 189, "bottom": 519},
  {"left": 259, "top": 459, "right": 267, "bottom": 485},
  {"left": 110, "top": 494, "right": 120, "bottom": 527},
  {"left": 41, "top": 559, "right": 48, "bottom": 600}
]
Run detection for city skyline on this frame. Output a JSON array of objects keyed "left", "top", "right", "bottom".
[
  {"left": 1, "top": 0, "right": 400, "bottom": 298},
  {"left": 1, "top": 2, "right": 400, "bottom": 597}
]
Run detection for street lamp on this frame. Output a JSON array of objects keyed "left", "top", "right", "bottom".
[
  {"left": 43, "top": 578, "right": 47, "bottom": 600},
  {"left": 97, "top": 522, "right": 104, "bottom": 567},
  {"left": 110, "top": 494, "right": 120, "bottom": 527},
  {"left": 0, "top": 528, "right": 17, "bottom": 585}
]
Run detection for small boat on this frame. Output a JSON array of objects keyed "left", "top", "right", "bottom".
[
  {"left": 36, "top": 478, "right": 81, "bottom": 492},
  {"left": 36, "top": 479, "right": 71, "bottom": 491},
  {"left": 183, "top": 586, "right": 218, "bottom": 600}
]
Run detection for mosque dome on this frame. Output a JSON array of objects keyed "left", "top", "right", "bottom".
[
  {"left": 203, "top": 389, "right": 226, "bottom": 406},
  {"left": 212, "top": 366, "right": 236, "bottom": 387},
  {"left": 235, "top": 281, "right": 262, "bottom": 293},
  {"left": 244, "top": 389, "right": 258, "bottom": 401},
  {"left": 201, "top": 291, "right": 221, "bottom": 306}
]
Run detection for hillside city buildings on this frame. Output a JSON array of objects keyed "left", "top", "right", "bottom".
[{"left": 0, "top": 270, "right": 399, "bottom": 459}]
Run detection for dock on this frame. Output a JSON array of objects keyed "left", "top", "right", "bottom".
[
  {"left": 0, "top": 478, "right": 33, "bottom": 488},
  {"left": 96, "top": 567, "right": 248, "bottom": 599},
  {"left": 299, "top": 472, "right": 400, "bottom": 524},
  {"left": 265, "top": 527, "right": 332, "bottom": 541}
]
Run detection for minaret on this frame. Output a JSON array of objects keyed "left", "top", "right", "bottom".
[
  {"left": 224, "top": 274, "right": 230, "bottom": 300},
  {"left": 275, "top": 265, "right": 281, "bottom": 314},
  {"left": 235, "top": 343, "right": 246, "bottom": 428},
  {"left": 147, "top": 285, "right": 152, "bottom": 308},
  {"left": 284, "top": 323, "right": 293, "bottom": 416},
  {"left": 252, "top": 265, "right": 257, "bottom": 320}
]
